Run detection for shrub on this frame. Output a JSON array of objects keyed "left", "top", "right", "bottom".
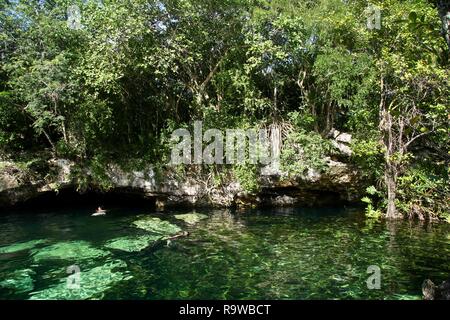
[{"left": 281, "top": 129, "right": 332, "bottom": 176}]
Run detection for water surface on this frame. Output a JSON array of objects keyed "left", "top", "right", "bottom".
[{"left": 0, "top": 206, "right": 449, "bottom": 299}]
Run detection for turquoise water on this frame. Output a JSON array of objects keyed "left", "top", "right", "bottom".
[{"left": 0, "top": 206, "right": 449, "bottom": 300}]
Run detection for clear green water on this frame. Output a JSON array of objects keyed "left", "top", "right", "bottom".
[{"left": 0, "top": 206, "right": 449, "bottom": 300}]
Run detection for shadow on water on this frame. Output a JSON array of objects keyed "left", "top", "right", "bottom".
[{"left": 3, "top": 187, "right": 156, "bottom": 215}]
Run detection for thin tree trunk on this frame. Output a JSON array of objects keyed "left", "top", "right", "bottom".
[
  {"left": 437, "top": 0, "right": 450, "bottom": 50},
  {"left": 379, "top": 75, "right": 401, "bottom": 219},
  {"left": 42, "top": 129, "right": 56, "bottom": 153},
  {"left": 61, "top": 122, "right": 68, "bottom": 144},
  {"left": 297, "top": 69, "right": 318, "bottom": 131},
  {"left": 273, "top": 85, "right": 278, "bottom": 117},
  {"left": 383, "top": 114, "right": 401, "bottom": 219},
  {"left": 324, "top": 101, "right": 334, "bottom": 135},
  {"left": 385, "top": 164, "right": 399, "bottom": 219}
]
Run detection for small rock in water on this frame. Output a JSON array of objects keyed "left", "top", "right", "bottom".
[
  {"left": 422, "top": 279, "right": 450, "bottom": 300},
  {"left": 174, "top": 213, "right": 208, "bottom": 225}
]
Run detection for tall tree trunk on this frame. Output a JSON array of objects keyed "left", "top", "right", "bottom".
[
  {"left": 382, "top": 120, "right": 401, "bottom": 219},
  {"left": 385, "top": 163, "right": 399, "bottom": 219},
  {"left": 437, "top": 0, "right": 450, "bottom": 50},
  {"left": 379, "top": 76, "right": 402, "bottom": 219}
]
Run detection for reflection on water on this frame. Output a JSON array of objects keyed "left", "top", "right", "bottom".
[{"left": 0, "top": 206, "right": 449, "bottom": 300}]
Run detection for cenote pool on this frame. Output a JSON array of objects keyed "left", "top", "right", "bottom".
[{"left": 0, "top": 206, "right": 449, "bottom": 300}]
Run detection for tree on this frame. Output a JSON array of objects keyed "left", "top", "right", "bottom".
[
  {"left": 0, "top": 0, "right": 448, "bottom": 220},
  {"left": 373, "top": 0, "right": 449, "bottom": 218},
  {"left": 435, "top": 0, "right": 450, "bottom": 50}
]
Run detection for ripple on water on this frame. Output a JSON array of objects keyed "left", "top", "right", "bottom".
[{"left": 0, "top": 207, "right": 449, "bottom": 300}]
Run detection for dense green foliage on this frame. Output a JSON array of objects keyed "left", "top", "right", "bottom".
[{"left": 0, "top": 0, "right": 448, "bottom": 220}]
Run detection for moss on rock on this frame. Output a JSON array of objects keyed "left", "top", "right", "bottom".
[
  {"left": 104, "top": 235, "right": 162, "bottom": 252},
  {"left": 132, "top": 217, "right": 181, "bottom": 236},
  {"left": 32, "top": 241, "right": 109, "bottom": 262}
]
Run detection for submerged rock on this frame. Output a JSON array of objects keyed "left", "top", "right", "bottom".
[
  {"left": 0, "top": 239, "right": 47, "bottom": 254},
  {"left": 29, "top": 260, "right": 131, "bottom": 300},
  {"left": 0, "top": 269, "right": 35, "bottom": 293},
  {"left": 132, "top": 217, "right": 181, "bottom": 236},
  {"left": 32, "top": 241, "right": 109, "bottom": 262},
  {"left": 104, "top": 235, "right": 162, "bottom": 252},
  {"left": 174, "top": 213, "right": 208, "bottom": 225}
]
